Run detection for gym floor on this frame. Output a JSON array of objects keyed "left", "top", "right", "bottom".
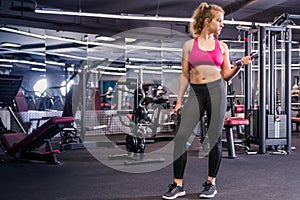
[{"left": 1, "top": 133, "right": 300, "bottom": 200}]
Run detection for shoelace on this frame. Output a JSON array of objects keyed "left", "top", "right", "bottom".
[
  {"left": 202, "top": 181, "right": 213, "bottom": 191},
  {"left": 168, "top": 183, "right": 178, "bottom": 192}
]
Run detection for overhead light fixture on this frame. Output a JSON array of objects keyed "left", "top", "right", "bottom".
[
  {"left": 0, "top": 26, "right": 45, "bottom": 39},
  {"left": 0, "top": 64, "right": 13, "bottom": 68},
  {"left": 47, "top": 52, "right": 87, "bottom": 61},
  {"left": 95, "top": 65, "right": 126, "bottom": 71},
  {"left": 34, "top": 8, "right": 300, "bottom": 30},
  {"left": 126, "top": 44, "right": 181, "bottom": 52},
  {"left": 0, "top": 58, "right": 45, "bottom": 66},
  {"left": 125, "top": 38, "right": 137, "bottom": 43},
  {"left": 31, "top": 67, "right": 46, "bottom": 72},
  {"left": 46, "top": 35, "right": 86, "bottom": 45},
  {"left": 95, "top": 35, "right": 116, "bottom": 42},
  {"left": 35, "top": 8, "right": 192, "bottom": 22},
  {"left": 33, "top": 8, "right": 272, "bottom": 26},
  {"left": 47, "top": 35, "right": 124, "bottom": 49},
  {"left": 1, "top": 42, "right": 21, "bottom": 48},
  {"left": 45, "top": 60, "right": 65, "bottom": 66}
]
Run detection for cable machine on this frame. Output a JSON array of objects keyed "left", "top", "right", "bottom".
[{"left": 245, "top": 17, "right": 293, "bottom": 154}]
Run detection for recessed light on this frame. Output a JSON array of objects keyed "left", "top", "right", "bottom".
[{"left": 1, "top": 42, "right": 21, "bottom": 48}]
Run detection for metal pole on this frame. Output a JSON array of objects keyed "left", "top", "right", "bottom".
[
  {"left": 259, "top": 26, "right": 267, "bottom": 154},
  {"left": 269, "top": 31, "right": 275, "bottom": 115},
  {"left": 81, "top": 65, "right": 87, "bottom": 141},
  {"left": 285, "top": 28, "right": 292, "bottom": 153},
  {"left": 244, "top": 30, "right": 251, "bottom": 138},
  {"left": 7, "top": 106, "right": 26, "bottom": 133}
]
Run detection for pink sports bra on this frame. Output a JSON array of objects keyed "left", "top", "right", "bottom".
[{"left": 189, "top": 37, "right": 224, "bottom": 70}]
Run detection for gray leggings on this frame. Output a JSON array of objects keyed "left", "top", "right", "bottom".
[{"left": 173, "top": 78, "right": 226, "bottom": 178}]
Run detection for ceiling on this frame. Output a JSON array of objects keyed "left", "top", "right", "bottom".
[
  {"left": 0, "top": 0, "right": 300, "bottom": 39},
  {"left": 0, "top": 0, "right": 300, "bottom": 77}
]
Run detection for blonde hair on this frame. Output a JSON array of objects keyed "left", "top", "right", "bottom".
[{"left": 189, "top": 2, "right": 224, "bottom": 37}]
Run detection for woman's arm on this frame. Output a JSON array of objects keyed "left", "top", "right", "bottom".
[
  {"left": 174, "top": 41, "right": 191, "bottom": 112},
  {"left": 220, "top": 41, "right": 252, "bottom": 81}
]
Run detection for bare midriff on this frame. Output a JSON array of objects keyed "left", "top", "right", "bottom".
[{"left": 190, "top": 65, "right": 222, "bottom": 84}]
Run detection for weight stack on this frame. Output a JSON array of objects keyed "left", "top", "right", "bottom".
[{"left": 266, "top": 115, "right": 286, "bottom": 139}]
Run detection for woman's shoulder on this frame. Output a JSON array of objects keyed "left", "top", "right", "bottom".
[
  {"left": 183, "top": 38, "right": 194, "bottom": 46},
  {"left": 217, "top": 40, "right": 229, "bottom": 53},
  {"left": 217, "top": 39, "right": 227, "bottom": 47},
  {"left": 183, "top": 38, "right": 195, "bottom": 50}
]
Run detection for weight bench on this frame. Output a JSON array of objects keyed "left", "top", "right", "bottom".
[
  {"left": 0, "top": 74, "right": 75, "bottom": 164},
  {"left": 223, "top": 105, "right": 256, "bottom": 158},
  {"left": 0, "top": 116, "right": 74, "bottom": 164}
]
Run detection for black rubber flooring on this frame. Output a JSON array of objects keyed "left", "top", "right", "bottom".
[{"left": 1, "top": 133, "right": 300, "bottom": 200}]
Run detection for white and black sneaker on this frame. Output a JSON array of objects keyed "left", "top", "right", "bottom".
[
  {"left": 199, "top": 180, "right": 217, "bottom": 199},
  {"left": 162, "top": 183, "right": 186, "bottom": 200}
]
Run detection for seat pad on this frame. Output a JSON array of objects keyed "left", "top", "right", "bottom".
[
  {"left": 292, "top": 117, "right": 300, "bottom": 123},
  {"left": 0, "top": 133, "right": 27, "bottom": 151},
  {"left": 234, "top": 105, "right": 245, "bottom": 113},
  {"left": 224, "top": 117, "right": 249, "bottom": 126}
]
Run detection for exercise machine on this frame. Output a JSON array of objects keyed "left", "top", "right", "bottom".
[
  {"left": 239, "top": 15, "right": 295, "bottom": 154},
  {"left": 0, "top": 74, "right": 75, "bottom": 164},
  {"left": 109, "top": 78, "right": 172, "bottom": 165}
]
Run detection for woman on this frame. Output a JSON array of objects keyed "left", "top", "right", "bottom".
[{"left": 162, "top": 2, "right": 252, "bottom": 199}]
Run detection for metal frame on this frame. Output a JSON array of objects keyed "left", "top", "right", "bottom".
[
  {"left": 241, "top": 23, "right": 292, "bottom": 154},
  {"left": 257, "top": 25, "right": 292, "bottom": 154}
]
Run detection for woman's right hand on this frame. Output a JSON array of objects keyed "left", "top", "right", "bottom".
[{"left": 173, "top": 102, "right": 182, "bottom": 113}]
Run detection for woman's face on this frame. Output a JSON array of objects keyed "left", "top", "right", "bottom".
[{"left": 207, "top": 11, "right": 224, "bottom": 35}]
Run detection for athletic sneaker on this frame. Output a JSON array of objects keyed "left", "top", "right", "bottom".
[
  {"left": 199, "top": 180, "right": 217, "bottom": 198},
  {"left": 162, "top": 183, "right": 186, "bottom": 200}
]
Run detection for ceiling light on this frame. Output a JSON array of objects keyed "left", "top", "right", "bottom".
[
  {"left": 95, "top": 65, "right": 126, "bottom": 71},
  {"left": 31, "top": 67, "right": 46, "bottom": 72},
  {"left": 125, "top": 38, "right": 137, "bottom": 43},
  {"left": 95, "top": 35, "right": 116, "bottom": 41},
  {"left": 0, "top": 58, "right": 45, "bottom": 66},
  {"left": 1, "top": 42, "right": 21, "bottom": 48},
  {"left": 35, "top": 8, "right": 300, "bottom": 30},
  {"left": 126, "top": 44, "right": 181, "bottom": 52},
  {"left": 45, "top": 60, "right": 65, "bottom": 66},
  {"left": 35, "top": 8, "right": 192, "bottom": 22},
  {"left": 0, "top": 64, "right": 13, "bottom": 68},
  {"left": 0, "top": 26, "right": 45, "bottom": 39},
  {"left": 47, "top": 52, "right": 87, "bottom": 60},
  {"left": 46, "top": 35, "right": 86, "bottom": 45}
]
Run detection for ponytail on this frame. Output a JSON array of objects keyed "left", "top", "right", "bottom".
[{"left": 189, "top": 2, "right": 224, "bottom": 37}]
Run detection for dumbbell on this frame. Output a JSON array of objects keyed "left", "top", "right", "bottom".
[
  {"left": 170, "top": 109, "right": 182, "bottom": 132},
  {"left": 235, "top": 52, "right": 258, "bottom": 67}
]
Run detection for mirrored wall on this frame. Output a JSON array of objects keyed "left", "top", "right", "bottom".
[{"left": 1, "top": 24, "right": 300, "bottom": 114}]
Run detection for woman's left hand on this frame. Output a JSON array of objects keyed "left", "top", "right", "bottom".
[{"left": 241, "top": 55, "right": 253, "bottom": 65}]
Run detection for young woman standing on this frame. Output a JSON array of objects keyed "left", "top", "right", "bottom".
[{"left": 162, "top": 2, "right": 252, "bottom": 199}]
